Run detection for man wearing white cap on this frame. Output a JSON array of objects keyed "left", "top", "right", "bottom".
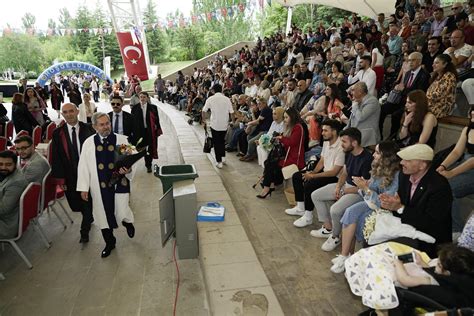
[{"left": 379, "top": 144, "right": 452, "bottom": 257}]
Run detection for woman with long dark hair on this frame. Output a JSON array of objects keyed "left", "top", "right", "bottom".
[
  {"left": 11, "top": 92, "right": 39, "bottom": 135},
  {"left": 50, "top": 83, "right": 64, "bottom": 118},
  {"left": 399, "top": 90, "right": 438, "bottom": 148},
  {"left": 257, "top": 107, "right": 306, "bottom": 198},
  {"left": 327, "top": 61, "right": 344, "bottom": 87},
  {"left": 330, "top": 141, "right": 401, "bottom": 273},
  {"left": 426, "top": 54, "right": 458, "bottom": 119}
]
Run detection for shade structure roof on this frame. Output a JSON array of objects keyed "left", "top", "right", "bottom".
[{"left": 273, "top": 0, "right": 396, "bottom": 18}]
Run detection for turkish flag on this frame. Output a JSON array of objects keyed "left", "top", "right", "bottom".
[{"left": 116, "top": 31, "right": 149, "bottom": 81}]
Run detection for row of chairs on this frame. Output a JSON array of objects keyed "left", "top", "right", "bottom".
[
  {"left": 0, "top": 168, "right": 74, "bottom": 269},
  {"left": 1, "top": 121, "right": 60, "bottom": 152},
  {"left": 1, "top": 120, "right": 72, "bottom": 269}
]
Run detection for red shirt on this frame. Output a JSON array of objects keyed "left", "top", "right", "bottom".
[{"left": 463, "top": 25, "right": 474, "bottom": 46}]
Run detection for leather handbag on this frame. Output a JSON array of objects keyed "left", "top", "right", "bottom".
[
  {"left": 281, "top": 125, "right": 304, "bottom": 180},
  {"left": 203, "top": 124, "right": 213, "bottom": 153},
  {"left": 386, "top": 89, "right": 402, "bottom": 104}
]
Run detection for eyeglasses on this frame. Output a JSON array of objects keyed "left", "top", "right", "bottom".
[
  {"left": 452, "top": 6, "right": 461, "bottom": 10},
  {"left": 111, "top": 102, "right": 122, "bottom": 106},
  {"left": 407, "top": 59, "right": 420, "bottom": 62}
]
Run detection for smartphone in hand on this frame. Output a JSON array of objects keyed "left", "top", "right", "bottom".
[{"left": 397, "top": 252, "right": 415, "bottom": 264}]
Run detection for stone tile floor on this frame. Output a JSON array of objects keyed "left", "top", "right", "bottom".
[
  {"left": 189, "top": 122, "right": 365, "bottom": 315},
  {"left": 0, "top": 101, "right": 209, "bottom": 316}
]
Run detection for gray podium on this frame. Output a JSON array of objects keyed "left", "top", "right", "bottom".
[{"left": 172, "top": 179, "right": 199, "bottom": 259}]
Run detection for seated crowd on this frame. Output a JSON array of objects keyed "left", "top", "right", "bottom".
[{"left": 156, "top": 1, "right": 474, "bottom": 313}]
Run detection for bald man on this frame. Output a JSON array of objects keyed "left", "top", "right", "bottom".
[
  {"left": 51, "top": 103, "right": 96, "bottom": 243},
  {"left": 444, "top": 29, "right": 472, "bottom": 70}
]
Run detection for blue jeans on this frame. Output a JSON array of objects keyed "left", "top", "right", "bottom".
[
  {"left": 449, "top": 154, "right": 474, "bottom": 232},
  {"left": 228, "top": 127, "right": 244, "bottom": 149}
]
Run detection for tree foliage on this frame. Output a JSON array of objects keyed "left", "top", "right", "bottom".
[
  {"left": 142, "top": 0, "right": 168, "bottom": 64},
  {"left": 0, "top": 34, "right": 44, "bottom": 73},
  {"left": 21, "top": 13, "right": 36, "bottom": 30}
]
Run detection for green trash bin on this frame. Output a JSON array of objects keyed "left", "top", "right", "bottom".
[{"left": 154, "top": 164, "right": 199, "bottom": 193}]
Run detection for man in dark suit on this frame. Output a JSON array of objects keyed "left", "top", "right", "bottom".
[
  {"left": 108, "top": 95, "right": 134, "bottom": 141},
  {"left": 379, "top": 52, "right": 430, "bottom": 138},
  {"left": 131, "top": 91, "right": 162, "bottom": 173},
  {"left": 380, "top": 144, "right": 452, "bottom": 257},
  {"left": 51, "top": 103, "right": 95, "bottom": 243}
]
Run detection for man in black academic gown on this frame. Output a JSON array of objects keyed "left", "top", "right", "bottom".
[
  {"left": 51, "top": 103, "right": 95, "bottom": 243},
  {"left": 131, "top": 91, "right": 162, "bottom": 173}
]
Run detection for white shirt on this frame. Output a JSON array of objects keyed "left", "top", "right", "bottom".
[
  {"left": 321, "top": 138, "right": 345, "bottom": 172},
  {"left": 91, "top": 80, "right": 98, "bottom": 92},
  {"left": 67, "top": 123, "right": 81, "bottom": 154},
  {"left": 140, "top": 103, "right": 148, "bottom": 128},
  {"left": 112, "top": 111, "right": 124, "bottom": 135},
  {"left": 201, "top": 92, "right": 234, "bottom": 131},
  {"left": 348, "top": 67, "right": 377, "bottom": 96}
]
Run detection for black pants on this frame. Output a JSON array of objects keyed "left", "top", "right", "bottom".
[
  {"left": 292, "top": 171, "right": 338, "bottom": 211},
  {"left": 101, "top": 228, "right": 116, "bottom": 246},
  {"left": 157, "top": 91, "right": 164, "bottom": 102},
  {"left": 65, "top": 190, "right": 93, "bottom": 236},
  {"left": 262, "top": 162, "right": 284, "bottom": 187},
  {"left": 211, "top": 128, "right": 226, "bottom": 163},
  {"left": 92, "top": 91, "right": 99, "bottom": 102},
  {"left": 380, "top": 101, "right": 404, "bottom": 138},
  {"left": 141, "top": 128, "right": 153, "bottom": 168}
]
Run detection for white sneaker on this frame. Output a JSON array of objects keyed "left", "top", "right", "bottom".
[
  {"left": 310, "top": 226, "right": 333, "bottom": 238},
  {"left": 331, "top": 254, "right": 346, "bottom": 264},
  {"left": 293, "top": 212, "right": 313, "bottom": 228},
  {"left": 222, "top": 157, "right": 227, "bottom": 165},
  {"left": 330, "top": 255, "right": 348, "bottom": 273},
  {"left": 216, "top": 162, "right": 223, "bottom": 169},
  {"left": 321, "top": 236, "right": 341, "bottom": 252},
  {"left": 285, "top": 206, "right": 305, "bottom": 216}
]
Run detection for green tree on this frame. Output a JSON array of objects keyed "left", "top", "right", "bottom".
[
  {"left": 259, "top": 3, "right": 287, "bottom": 36},
  {"left": 71, "top": 6, "right": 94, "bottom": 54},
  {"left": 142, "top": 0, "right": 168, "bottom": 63},
  {"left": 0, "top": 34, "right": 44, "bottom": 74},
  {"left": 47, "top": 18, "right": 57, "bottom": 30},
  {"left": 21, "top": 12, "right": 36, "bottom": 30},
  {"left": 175, "top": 25, "right": 204, "bottom": 60},
  {"left": 58, "top": 8, "right": 72, "bottom": 29}
]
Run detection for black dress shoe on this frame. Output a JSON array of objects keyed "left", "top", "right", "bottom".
[
  {"left": 122, "top": 221, "right": 135, "bottom": 238},
  {"left": 101, "top": 244, "right": 116, "bottom": 258},
  {"left": 79, "top": 235, "right": 89, "bottom": 243},
  {"left": 146, "top": 167, "right": 152, "bottom": 173}
]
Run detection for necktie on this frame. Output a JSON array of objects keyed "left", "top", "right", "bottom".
[
  {"left": 407, "top": 72, "right": 415, "bottom": 88},
  {"left": 71, "top": 127, "right": 79, "bottom": 161},
  {"left": 114, "top": 114, "right": 119, "bottom": 134}
]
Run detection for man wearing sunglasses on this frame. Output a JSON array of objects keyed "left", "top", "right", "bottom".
[{"left": 108, "top": 96, "right": 134, "bottom": 141}]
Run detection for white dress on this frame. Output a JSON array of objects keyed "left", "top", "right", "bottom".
[{"left": 77, "top": 133, "right": 135, "bottom": 229}]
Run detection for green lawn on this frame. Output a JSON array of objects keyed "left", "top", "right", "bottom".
[{"left": 111, "top": 60, "right": 195, "bottom": 91}]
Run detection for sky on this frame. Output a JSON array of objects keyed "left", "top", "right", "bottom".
[{"left": 2, "top": 0, "right": 193, "bottom": 30}]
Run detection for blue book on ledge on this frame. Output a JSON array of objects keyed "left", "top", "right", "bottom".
[{"left": 197, "top": 202, "right": 225, "bottom": 222}]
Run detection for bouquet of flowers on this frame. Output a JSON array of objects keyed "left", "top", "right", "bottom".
[
  {"left": 108, "top": 138, "right": 147, "bottom": 187},
  {"left": 258, "top": 133, "right": 273, "bottom": 151}
]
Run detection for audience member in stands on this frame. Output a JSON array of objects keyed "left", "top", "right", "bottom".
[
  {"left": 258, "top": 107, "right": 306, "bottom": 198},
  {"left": 14, "top": 135, "right": 50, "bottom": 183},
  {"left": 436, "top": 105, "right": 474, "bottom": 237},
  {"left": 398, "top": 90, "right": 438, "bottom": 148},
  {"left": 345, "top": 82, "right": 381, "bottom": 148},
  {"left": 108, "top": 95, "right": 134, "bottom": 141},
  {"left": 131, "top": 91, "right": 162, "bottom": 173},
  {"left": 293, "top": 80, "right": 313, "bottom": 112},
  {"left": 456, "top": 12, "right": 474, "bottom": 45},
  {"left": 380, "top": 144, "right": 452, "bottom": 257},
  {"left": 430, "top": 8, "right": 448, "bottom": 37},
  {"left": 240, "top": 97, "right": 273, "bottom": 162},
  {"left": 348, "top": 56, "right": 377, "bottom": 97},
  {"left": 331, "top": 141, "right": 400, "bottom": 273},
  {"left": 371, "top": 41, "right": 385, "bottom": 94},
  {"left": 0, "top": 150, "right": 28, "bottom": 239},
  {"left": 444, "top": 29, "right": 472, "bottom": 71},
  {"left": 51, "top": 103, "right": 95, "bottom": 243},
  {"left": 422, "top": 36, "right": 443, "bottom": 73},
  {"left": 327, "top": 61, "right": 345, "bottom": 87},
  {"left": 256, "top": 107, "right": 286, "bottom": 167},
  {"left": 426, "top": 54, "right": 458, "bottom": 118},
  {"left": 311, "top": 127, "right": 373, "bottom": 251},
  {"left": 379, "top": 52, "right": 430, "bottom": 138},
  {"left": 287, "top": 119, "right": 345, "bottom": 227},
  {"left": 201, "top": 84, "right": 234, "bottom": 169},
  {"left": 11, "top": 92, "right": 39, "bottom": 135},
  {"left": 78, "top": 93, "right": 96, "bottom": 124},
  {"left": 387, "top": 23, "right": 403, "bottom": 56}
]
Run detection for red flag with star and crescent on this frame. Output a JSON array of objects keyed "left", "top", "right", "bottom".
[{"left": 116, "top": 31, "right": 149, "bottom": 81}]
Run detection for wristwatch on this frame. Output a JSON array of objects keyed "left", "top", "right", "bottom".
[{"left": 396, "top": 205, "right": 405, "bottom": 214}]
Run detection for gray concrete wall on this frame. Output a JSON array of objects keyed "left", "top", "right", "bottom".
[{"left": 162, "top": 41, "right": 256, "bottom": 82}]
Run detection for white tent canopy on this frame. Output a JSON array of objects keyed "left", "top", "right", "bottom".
[{"left": 273, "top": 0, "right": 396, "bottom": 18}]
